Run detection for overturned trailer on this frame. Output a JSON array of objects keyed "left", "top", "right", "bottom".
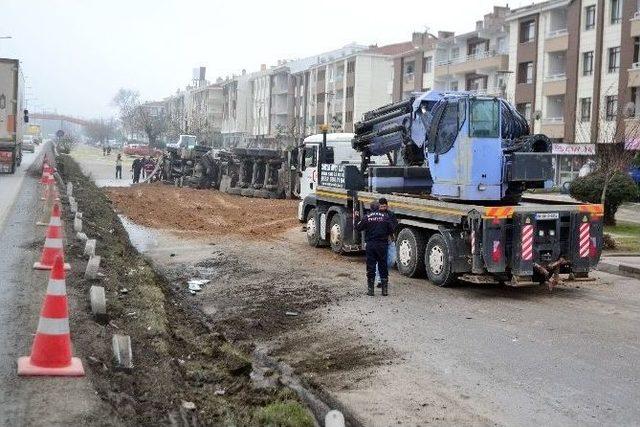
[{"left": 158, "top": 144, "right": 299, "bottom": 199}]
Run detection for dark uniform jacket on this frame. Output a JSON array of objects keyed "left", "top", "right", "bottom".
[{"left": 356, "top": 211, "right": 396, "bottom": 244}]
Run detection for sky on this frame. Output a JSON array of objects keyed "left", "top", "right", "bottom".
[{"left": 1, "top": 0, "right": 535, "bottom": 119}]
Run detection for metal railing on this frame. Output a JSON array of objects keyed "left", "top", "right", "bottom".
[
  {"left": 546, "top": 28, "right": 568, "bottom": 38},
  {"left": 435, "top": 49, "right": 507, "bottom": 67},
  {"left": 544, "top": 73, "right": 567, "bottom": 81},
  {"left": 542, "top": 117, "right": 564, "bottom": 124}
]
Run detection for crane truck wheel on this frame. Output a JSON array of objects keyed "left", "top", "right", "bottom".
[
  {"left": 306, "top": 208, "right": 326, "bottom": 247},
  {"left": 425, "top": 233, "right": 456, "bottom": 287},
  {"left": 329, "top": 214, "right": 345, "bottom": 254},
  {"left": 395, "top": 228, "right": 426, "bottom": 278}
]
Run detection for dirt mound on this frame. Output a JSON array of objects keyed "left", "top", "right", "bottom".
[{"left": 106, "top": 184, "right": 299, "bottom": 239}]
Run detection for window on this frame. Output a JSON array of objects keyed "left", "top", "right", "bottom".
[
  {"left": 580, "top": 97, "right": 591, "bottom": 121},
  {"left": 404, "top": 60, "right": 415, "bottom": 75},
  {"left": 520, "top": 20, "right": 536, "bottom": 43},
  {"left": 585, "top": 5, "right": 596, "bottom": 30},
  {"left": 631, "top": 87, "right": 640, "bottom": 117},
  {"left": 423, "top": 56, "right": 433, "bottom": 73},
  {"left": 583, "top": 51, "right": 594, "bottom": 76},
  {"left": 302, "top": 146, "right": 317, "bottom": 169},
  {"left": 345, "top": 111, "right": 353, "bottom": 123},
  {"left": 346, "top": 61, "right": 355, "bottom": 74},
  {"left": 433, "top": 99, "right": 464, "bottom": 154},
  {"left": 611, "top": 0, "right": 621, "bottom": 24},
  {"left": 451, "top": 47, "right": 460, "bottom": 60},
  {"left": 608, "top": 47, "right": 621, "bottom": 72},
  {"left": 317, "top": 93, "right": 325, "bottom": 103},
  {"left": 634, "top": 37, "right": 640, "bottom": 64},
  {"left": 517, "top": 102, "right": 532, "bottom": 122},
  {"left": 496, "top": 37, "right": 506, "bottom": 53},
  {"left": 449, "top": 81, "right": 458, "bottom": 91},
  {"left": 518, "top": 62, "right": 534, "bottom": 84},
  {"left": 470, "top": 99, "right": 500, "bottom": 138},
  {"left": 605, "top": 95, "right": 617, "bottom": 120},
  {"left": 346, "top": 86, "right": 354, "bottom": 98},
  {"left": 317, "top": 69, "right": 326, "bottom": 81}
]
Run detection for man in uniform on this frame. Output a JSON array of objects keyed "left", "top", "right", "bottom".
[
  {"left": 131, "top": 157, "right": 142, "bottom": 183},
  {"left": 355, "top": 198, "right": 397, "bottom": 296}
]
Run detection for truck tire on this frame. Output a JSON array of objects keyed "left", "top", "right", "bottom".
[
  {"left": 425, "top": 233, "right": 456, "bottom": 287},
  {"left": 329, "top": 213, "right": 345, "bottom": 254},
  {"left": 306, "top": 208, "right": 326, "bottom": 247},
  {"left": 396, "top": 228, "right": 426, "bottom": 278}
]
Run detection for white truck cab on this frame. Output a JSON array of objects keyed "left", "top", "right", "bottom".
[{"left": 297, "top": 133, "right": 359, "bottom": 202}]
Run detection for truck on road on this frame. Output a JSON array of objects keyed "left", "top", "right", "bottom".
[
  {"left": 0, "top": 58, "right": 26, "bottom": 174},
  {"left": 299, "top": 92, "right": 604, "bottom": 288}
]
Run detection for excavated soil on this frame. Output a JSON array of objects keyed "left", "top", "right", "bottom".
[{"left": 106, "top": 184, "right": 299, "bottom": 239}]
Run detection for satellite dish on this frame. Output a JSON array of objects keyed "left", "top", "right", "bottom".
[{"left": 623, "top": 101, "right": 635, "bottom": 118}]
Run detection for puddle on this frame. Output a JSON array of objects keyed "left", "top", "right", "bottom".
[{"left": 119, "top": 215, "right": 160, "bottom": 252}]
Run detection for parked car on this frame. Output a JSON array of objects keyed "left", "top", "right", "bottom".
[
  {"left": 123, "top": 144, "right": 162, "bottom": 157},
  {"left": 22, "top": 135, "right": 35, "bottom": 153}
]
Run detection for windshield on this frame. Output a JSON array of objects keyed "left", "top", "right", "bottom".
[
  {"left": 470, "top": 99, "right": 500, "bottom": 138},
  {"left": 181, "top": 135, "right": 197, "bottom": 147}
]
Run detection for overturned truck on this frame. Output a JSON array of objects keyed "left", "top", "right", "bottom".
[{"left": 158, "top": 144, "right": 299, "bottom": 199}]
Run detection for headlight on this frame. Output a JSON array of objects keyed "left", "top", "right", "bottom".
[{"left": 538, "top": 230, "right": 545, "bottom": 237}]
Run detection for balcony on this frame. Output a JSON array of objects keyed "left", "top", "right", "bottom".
[
  {"left": 544, "top": 30, "right": 568, "bottom": 52},
  {"left": 628, "top": 62, "right": 640, "bottom": 87},
  {"left": 543, "top": 74, "right": 567, "bottom": 95},
  {"left": 631, "top": 11, "right": 640, "bottom": 37},
  {"left": 434, "top": 50, "right": 508, "bottom": 77},
  {"left": 541, "top": 117, "right": 565, "bottom": 138}
]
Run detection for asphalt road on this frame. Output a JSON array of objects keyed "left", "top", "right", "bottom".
[{"left": 0, "top": 144, "right": 114, "bottom": 425}]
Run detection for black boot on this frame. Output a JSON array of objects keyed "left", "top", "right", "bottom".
[
  {"left": 381, "top": 279, "right": 388, "bottom": 296},
  {"left": 367, "top": 279, "right": 374, "bottom": 296}
]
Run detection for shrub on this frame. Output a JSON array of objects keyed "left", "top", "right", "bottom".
[{"left": 570, "top": 171, "right": 639, "bottom": 225}]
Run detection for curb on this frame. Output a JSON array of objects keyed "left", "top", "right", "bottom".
[{"left": 596, "top": 261, "right": 640, "bottom": 280}]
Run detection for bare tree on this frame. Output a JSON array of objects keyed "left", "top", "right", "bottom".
[
  {"left": 84, "top": 118, "right": 117, "bottom": 145},
  {"left": 112, "top": 88, "right": 166, "bottom": 148}
]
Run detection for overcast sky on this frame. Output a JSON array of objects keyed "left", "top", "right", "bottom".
[{"left": 1, "top": 0, "right": 535, "bottom": 119}]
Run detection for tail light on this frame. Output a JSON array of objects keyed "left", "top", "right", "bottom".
[{"left": 492, "top": 240, "right": 502, "bottom": 263}]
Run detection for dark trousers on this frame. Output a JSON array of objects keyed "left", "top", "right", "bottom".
[
  {"left": 115, "top": 165, "right": 122, "bottom": 179},
  {"left": 366, "top": 242, "right": 388, "bottom": 282},
  {"left": 133, "top": 170, "right": 141, "bottom": 183}
]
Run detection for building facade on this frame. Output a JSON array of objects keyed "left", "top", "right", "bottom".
[
  {"left": 506, "top": 0, "right": 638, "bottom": 184},
  {"left": 221, "top": 70, "right": 252, "bottom": 147}
]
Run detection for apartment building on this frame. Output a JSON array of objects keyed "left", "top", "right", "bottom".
[
  {"left": 506, "top": 0, "right": 637, "bottom": 184},
  {"left": 249, "top": 65, "right": 271, "bottom": 143},
  {"left": 300, "top": 42, "right": 410, "bottom": 134},
  {"left": 391, "top": 7, "right": 510, "bottom": 102},
  {"left": 186, "top": 82, "right": 224, "bottom": 146},
  {"left": 435, "top": 7, "right": 511, "bottom": 95},
  {"left": 391, "top": 30, "right": 438, "bottom": 101},
  {"left": 221, "top": 70, "right": 252, "bottom": 147}
]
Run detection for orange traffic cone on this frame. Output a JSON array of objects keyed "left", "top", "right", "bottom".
[
  {"left": 34, "top": 203, "right": 70, "bottom": 270},
  {"left": 37, "top": 184, "right": 59, "bottom": 226},
  {"left": 18, "top": 255, "right": 84, "bottom": 376},
  {"left": 39, "top": 168, "right": 50, "bottom": 185}
]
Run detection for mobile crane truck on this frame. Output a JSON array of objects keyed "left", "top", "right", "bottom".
[{"left": 298, "top": 91, "right": 604, "bottom": 289}]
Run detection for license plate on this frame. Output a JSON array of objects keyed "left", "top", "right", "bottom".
[{"left": 536, "top": 212, "right": 559, "bottom": 220}]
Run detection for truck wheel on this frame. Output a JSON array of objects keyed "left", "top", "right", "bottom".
[
  {"left": 425, "top": 233, "right": 456, "bottom": 287},
  {"left": 329, "top": 214, "right": 345, "bottom": 254},
  {"left": 306, "top": 208, "right": 325, "bottom": 247},
  {"left": 396, "top": 228, "right": 426, "bottom": 278}
]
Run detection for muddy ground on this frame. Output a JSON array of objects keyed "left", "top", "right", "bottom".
[
  {"left": 57, "top": 155, "right": 315, "bottom": 426},
  {"left": 107, "top": 184, "right": 299, "bottom": 240}
]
